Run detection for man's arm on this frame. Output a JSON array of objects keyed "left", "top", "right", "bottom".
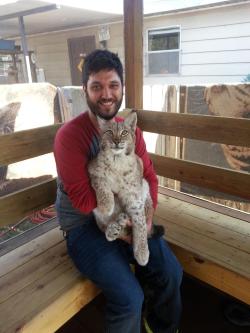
[
  {"left": 135, "top": 127, "right": 158, "bottom": 233},
  {"left": 54, "top": 121, "right": 97, "bottom": 214},
  {"left": 135, "top": 127, "right": 158, "bottom": 209}
]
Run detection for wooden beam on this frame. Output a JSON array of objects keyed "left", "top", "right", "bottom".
[
  {"left": 150, "top": 153, "right": 250, "bottom": 200},
  {"left": 0, "top": 179, "right": 57, "bottom": 226},
  {"left": 136, "top": 110, "right": 250, "bottom": 147},
  {"left": 0, "top": 124, "right": 61, "bottom": 166},
  {"left": 123, "top": 0, "right": 143, "bottom": 109}
]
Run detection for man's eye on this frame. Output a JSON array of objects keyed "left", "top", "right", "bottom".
[
  {"left": 121, "top": 130, "right": 129, "bottom": 136},
  {"left": 92, "top": 85, "right": 100, "bottom": 91}
]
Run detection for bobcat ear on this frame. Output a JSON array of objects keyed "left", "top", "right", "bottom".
[
  {"left": 97, "top": 117, "right": 112, "bottom": 133},
  {"left": 125, "top": 111, "right": 137, "bottom": 132}
]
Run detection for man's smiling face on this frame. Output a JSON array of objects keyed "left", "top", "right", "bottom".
[{"left": 84, "top": 69, "right": 123, "bottom": 120}]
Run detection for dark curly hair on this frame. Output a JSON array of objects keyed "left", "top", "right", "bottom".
[{"left": 82, "top": 49, "right": 123, "bottom": 86}]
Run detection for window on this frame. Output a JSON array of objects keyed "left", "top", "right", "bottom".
[
  {"left": 0, "top": 55, "right": 11, "bottom": 76},
  {"left": 147, "top": 27, "right": 180, "bottom": 75}
]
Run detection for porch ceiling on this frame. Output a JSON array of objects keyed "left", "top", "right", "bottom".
[
  {"left": 0, "top": 0, "right": 246, "bottom": 39},
  {"left": 0, "top": 0, "right": 122, "bottom": 39}
]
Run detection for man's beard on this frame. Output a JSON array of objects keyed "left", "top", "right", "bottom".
[{"left": 85, "top": 92, "right": 123, "bottom": 121}]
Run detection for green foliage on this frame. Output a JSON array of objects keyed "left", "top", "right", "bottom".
[{"left": 242, "top": 74, "right": 250, "bottom": 82}]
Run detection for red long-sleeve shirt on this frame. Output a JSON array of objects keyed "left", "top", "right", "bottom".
[{"left": 54, "top": 111, "right": 158, "bottom": 213}]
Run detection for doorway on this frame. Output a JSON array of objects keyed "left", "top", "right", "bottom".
[{"left": 68, "top": 36, "right": 96, "bottom": 85}]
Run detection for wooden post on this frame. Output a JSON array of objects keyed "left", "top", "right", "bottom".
[
  {"left": 123, "top": 0, "right": 143, "bottom": 109},
  {"left": 18, "top": 16, "right": 33, "bottom": 83}
]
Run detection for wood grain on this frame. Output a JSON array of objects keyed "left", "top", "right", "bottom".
[
  {"left": 0, "top": 227, "right": 99, "bottom": 333},
  {"left": 0, "top": 178, "right": 57, "bottom": 226},
  {"left": 136, "top": 110, "right": 250, "bottom": 147},
  {"left": 150, "top": 153, "right": 250, "bottom": 200},
  {"left": 124, "top": 0, "right": 143, "bottom": 109},
  {"left": 154, "top": 194, "right": 250, "bottom": 304},
  {"left": 156, "top": 194, "right": 250, "bottom": 279},
  {"left": 0, "top": 124, "right": 61, "bottom": 166}
]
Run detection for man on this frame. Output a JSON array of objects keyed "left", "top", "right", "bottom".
[{"left": 54, "top": 49, "right": 182, "bottom": 333}]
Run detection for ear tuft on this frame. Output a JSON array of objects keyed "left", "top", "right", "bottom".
[
  {"left": 124, "top": 111, "right": 137, "bottom": 132},
  {"left": 97, "top": 117, "right": 112, "bottom": 133}
]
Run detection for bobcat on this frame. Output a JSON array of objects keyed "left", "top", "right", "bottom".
[{"left": 88, "top": 111, "right": 162, "bottom": 266}]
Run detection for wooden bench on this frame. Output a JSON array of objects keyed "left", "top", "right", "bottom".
[
  {"left": 0, "top": 124, "right": 100, "bottom": 333},
  {"left": 0, "top": 107, "right": 249, "bottom": 332},
  {"left": 136, "top": 108, "right": 250, "bottom": 305}
]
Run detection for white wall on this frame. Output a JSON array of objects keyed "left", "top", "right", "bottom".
[
  {"left": 144, "top": 2, "right": 250, "bottom": 85},
  {"left": 24, "top": 22, "right": 124, "bottom": 87},
  {"left": 20, "top": 2, "right": 250, "bottom": 108}
]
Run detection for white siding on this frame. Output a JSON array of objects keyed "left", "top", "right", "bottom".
[
  {"left": 22, "top": 23, "right": 124, "bottom": 86},
  {"left": 144, "top": 2, "right": 250, "bottom": 85},
  {"left": 17, "top": 2, "right": 250, "bottom": 105}
]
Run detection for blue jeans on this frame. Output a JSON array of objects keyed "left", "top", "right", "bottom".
[{"left": 56, "top": 190, "right": 183, "bottom": 333}]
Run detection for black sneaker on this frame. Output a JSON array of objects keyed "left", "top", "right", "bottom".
[{"left": 224, "top": 302, "right": 250, "bottom": 327}]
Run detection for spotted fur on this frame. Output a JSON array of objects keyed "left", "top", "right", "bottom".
[{"left": 88, "top": 111, "right": 152, "bottom": 265}]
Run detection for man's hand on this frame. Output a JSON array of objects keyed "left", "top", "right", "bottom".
[
  {"left": 118, "top": 218, "right": 132, "bottom": 244},
  {"left": 118, "top": 214, "right": 153, "bottom": 244}
]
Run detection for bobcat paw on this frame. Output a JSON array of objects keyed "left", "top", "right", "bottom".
[
  {"left": 134, "top": 246, "right": 149, "bottom": 266},
  {"left": 105, "top": 222, "right": 122, "bottom": 241}
]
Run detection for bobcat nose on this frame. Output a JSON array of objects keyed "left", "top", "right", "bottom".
[{"left": 114, "top": 138, "right": 120, "bottom": 146}]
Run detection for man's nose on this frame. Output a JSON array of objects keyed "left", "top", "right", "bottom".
[{"left": 101, "top": 87, "right": 112, "bottom": 99}]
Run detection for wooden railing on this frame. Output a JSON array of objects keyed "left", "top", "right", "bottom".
[
  {"left": 0, "top": 124, "right": 61, "bottom": 227},
  {"left": 1, "top": 109, "right": 249, "bottom": 228},
  {"left": 0, "top": 107, "right": 250, "bottom": 327},
  {"left": 136, "top": 110, "right": 250, "bottom": 201}
]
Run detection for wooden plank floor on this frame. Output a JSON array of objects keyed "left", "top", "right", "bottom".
[{"left": 56, "top": 275, "right": 250, "bottom": 333}]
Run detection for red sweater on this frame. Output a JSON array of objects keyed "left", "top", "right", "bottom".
[{"left": 54, "top": 112, "right": 158, "bottom": 214}]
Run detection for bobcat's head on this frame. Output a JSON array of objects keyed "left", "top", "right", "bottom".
[{"left": 98, "top": 111, "right": 137, "bottom": 155}]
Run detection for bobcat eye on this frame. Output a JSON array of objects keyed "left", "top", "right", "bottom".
[
  {"left": 121, "top": 130, "right": 129, "bottom": 136},
  {"left": 104, "top": 130, "right": 113, "bottom": 136}
]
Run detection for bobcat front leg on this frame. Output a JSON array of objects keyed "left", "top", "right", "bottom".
[{"left": 92, "top": 179, "right": 115, "bottom": 216}]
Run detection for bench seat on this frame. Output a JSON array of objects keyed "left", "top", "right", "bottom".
[
  {"left": 0, "top": 189, "right": 249, "bottom": 333},
  {"left": 0, "top": 223, "right": 100, "bottom": 333},
  {"left": 156, "top": 190, "right": 250, "bottom": 305}
]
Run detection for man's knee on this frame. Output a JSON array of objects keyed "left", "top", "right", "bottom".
[
  {"left": 108, "top": 284, "right": 144, "bottom": 315},
  {"left": 128, "top": 286, "right": 144, "bottom": 314}
]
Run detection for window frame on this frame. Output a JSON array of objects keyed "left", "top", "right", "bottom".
[{"left": 146, "top": 25, "right": 181, "bottom": 76}]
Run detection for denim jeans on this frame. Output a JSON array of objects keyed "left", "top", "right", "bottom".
[{"left": 56, "top": 189, "right": 183, "bottom": 333}]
